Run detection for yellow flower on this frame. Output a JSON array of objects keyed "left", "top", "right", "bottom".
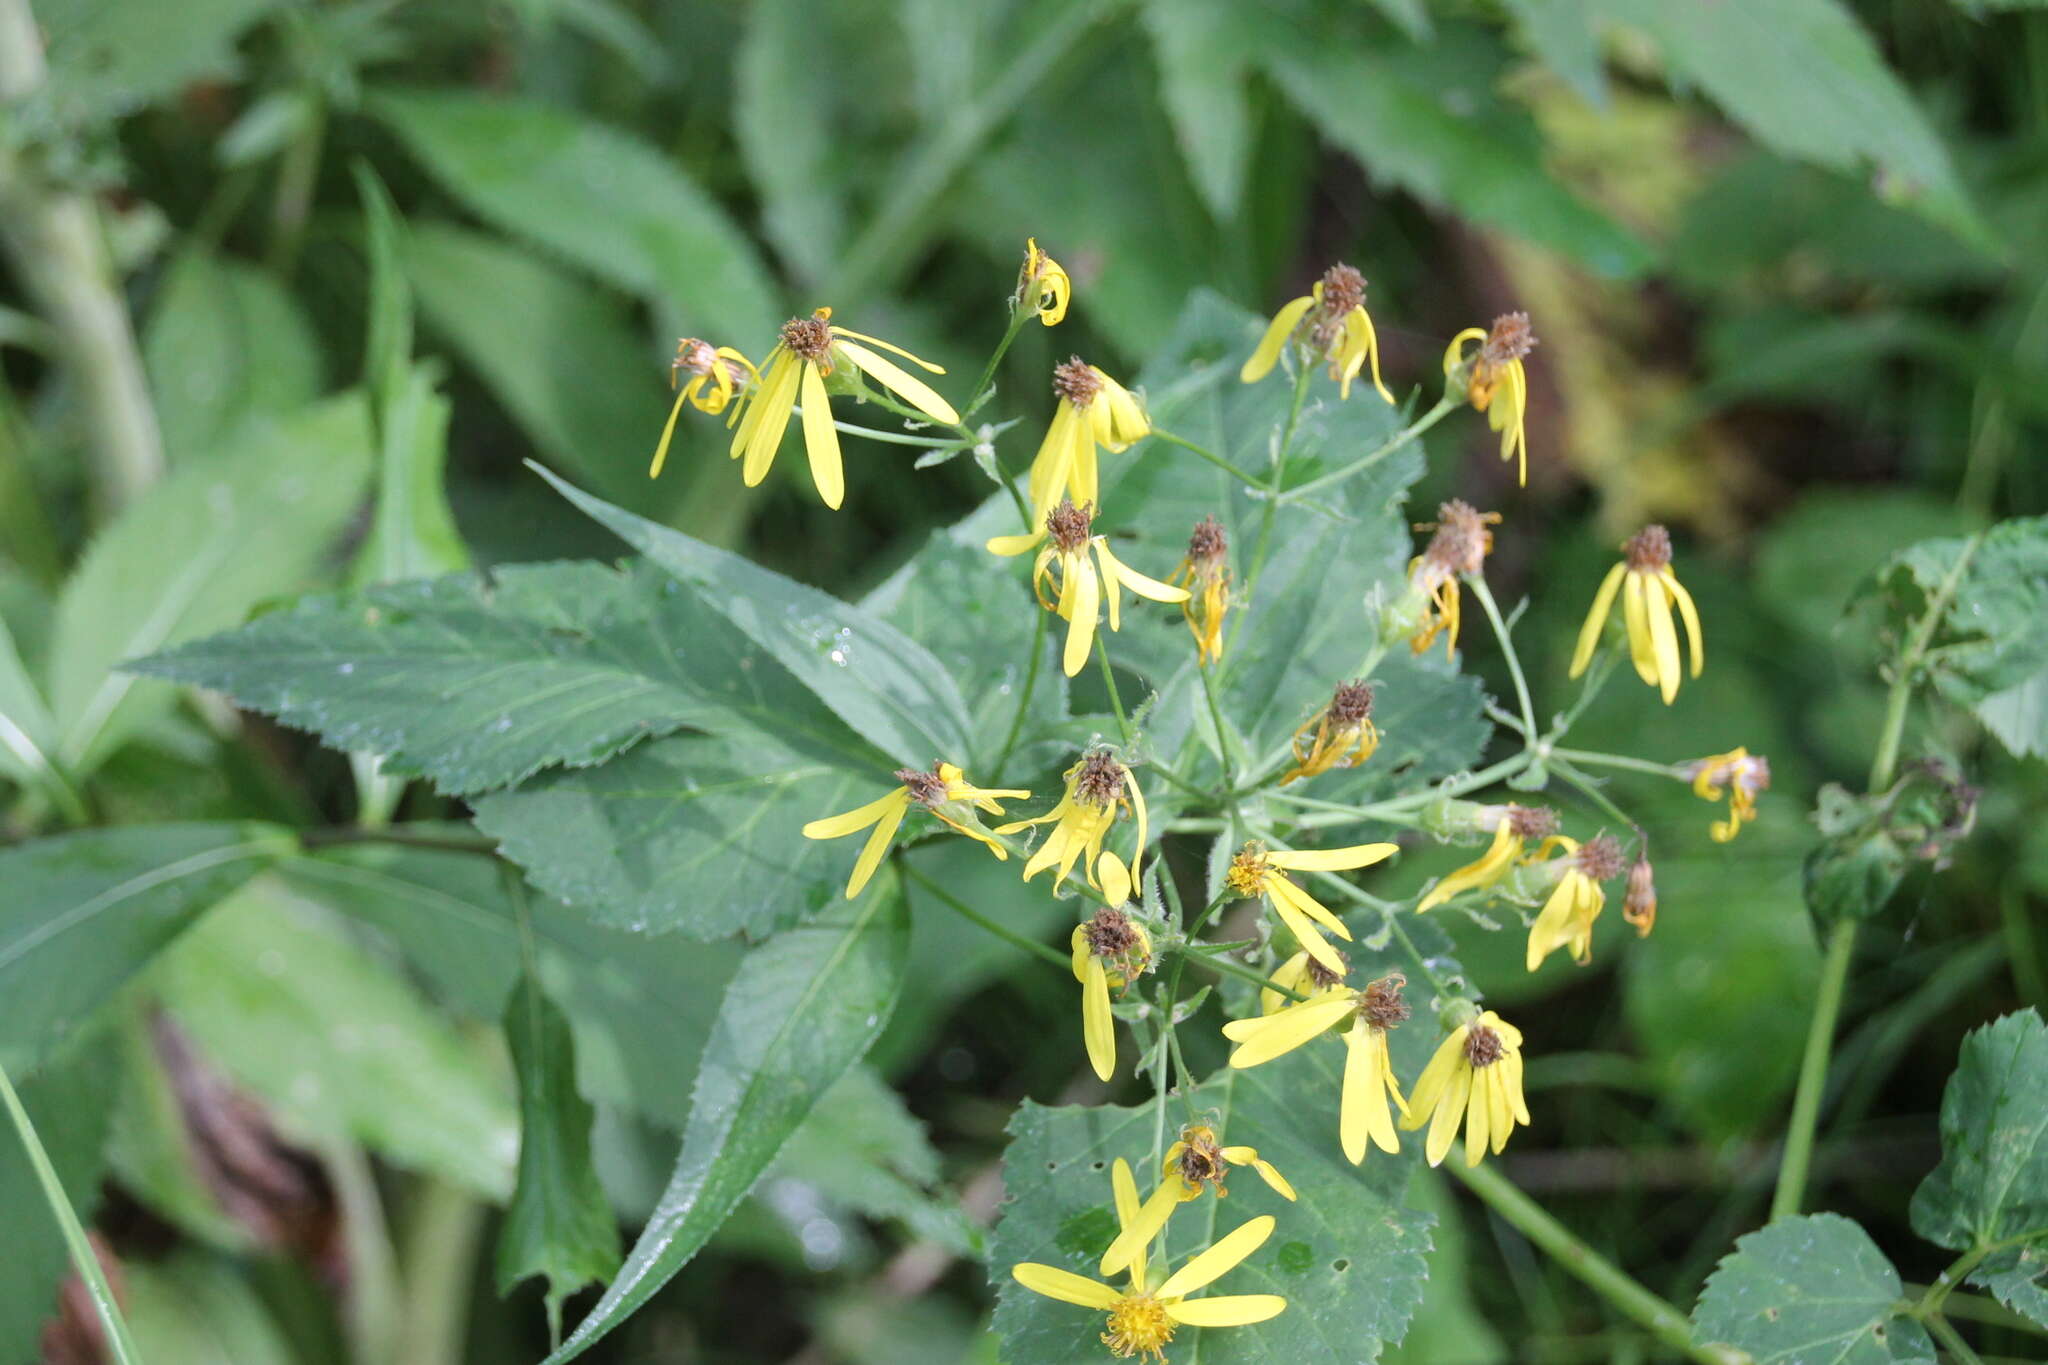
[
  {"left": 1240, "top": 263, "right": 1394, "bottom": 403},
  {"left": 1003, "top": 500, "right": 1189, "bottom": 678},
  {"left": 801, "top": 762, "right": 1027, "bottom": 899},
  {"left": 1403, "top": 500, "right": 1499, "bottom": 659},
  {"left": 1020, "top": 237, "right": 1071, "bottom": 326},
  {"left": 989, "top": 360, "right": 1149, "bottom": 553},
  {"left": 1524, "top": 833, "right": 1624, "bottom": 971},
  {"left": 1101, "top": 1122, "right": 1295, "bottom": 1277},
  {"left": 728, "top": 307, "right": 959, "bottom": 510},
  {"left": 1279, "top": 680, "right": 1380, "bottom": 786},
  {"left": 1071, "top": 908, "right": 1153, "bottom": 1083},
  {"left": 1224, "top": 971, "right": 1412, "bottom": 1165},
  {"left": 650, "top": 339, "right": 758, "bottom": 478},
  {"left": 1623, "top": 853, "right": 1657, "bottom": 937},
  {"left": 1001, "top": 748, "right": 1151, "bottom": 902},
  {"left": 1568, "top": 524, "right": 1705, "bottom": 705},
  {"left": 1442, "top": 312, "right": 1536, "bottom": 486},
  {"left": 1012, "top": 1160, "right": 1285, "bottom": 1362},
  {"left": 1415, "top": 804, "right": 1558, "bottom": 912},
  {"left": 1683, "top": 747, "right": 1771, "bottom": 842},
  {"left": 1401, "top": 1008, "right": 1530, "bottom": 1167},
  {"left": 1225, "top": 841, "right": 1397, "bottom": 975},
  {"left": 1165, "top": 516, "right": 1231, "bottom": 666}
]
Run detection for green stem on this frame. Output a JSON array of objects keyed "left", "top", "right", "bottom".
[
  {"left": 1096, "top": 636, "right": 1135, "bottom": 746},
  {"left": 1870, "top": 532, "right": 1982, "bottom": 792},
  {"left": 1149, "top": 427, "right": 1266, "bottom": 488},
  {"left": 1769, "top": 918, "right": 1857, "bottom": 1221},
  {"left": 993, "top": 606, "right": 1048, "bottom": 779},
  {"left": 901, "top": 858, "right": 1072, "bottom": 970},
  {"left": 1545, "top": 649, "right": 1620, "bottom": 741},
  {"left": 1451, "top": 1162, "right": 1746, "bottom": 1365},
  {"left": 1196, "top": 659, "right": 1235, "bottom": 789},
  {"left": 1226, "top": 364, "right": 1313, "bottom": 660},
  {"left": 1549, "top": 762, "right": 1641, "bottom": 835},
  {"left": 965, "top": 304, "right": 1033, "bottom": 419},
  {"left": 1469, "top": 576, "right": 1538, "bottom": 745},
  {"left": 300, "top": 825, "right": 501, "bottom": 857},
  {"left": 1923, "top": 1311, "right": 1987, "bottom": 1365},
  {"left": 1278, "top": 395, "right": 1457, "bottom": 505},
  {"left": 1547, "top": 748, "right": 1683, "bottom": 780},
  {"left": 0, "top": 1057, "right": 142, "bottom": 1365},
  {"left": 1180, "top": 942, "right": 1300, "bottom": 998},
  {"left": 1906, "top": 1285, "right": 2048, "bottom": 1338}
]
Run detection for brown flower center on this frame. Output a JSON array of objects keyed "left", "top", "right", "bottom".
[
  {"left": 780, "top": 311, "right": 834, "bottom": 363},
  {"left": 1505, "top": 805, "right": 1560, "bottom": 840},
  {"left": 1422, "top": 499, "right": 1496, "bottom": 577},
  {"left": 1319, "top": 263, "right": 1366, "bottom": 318},
  {"left": 1356, "top": 973, "right": 1410, "bottom": 1030},
  {"left": 1480, "top": 312, "right": 1536, "bottom": 365},
  {"left": 895, "top": 766, "right": 949, "bottom": 806},
  {"left": 1073, "top": 749, "right": 1127, "bottom": 809},
  {"left": 1046, "top": 498, "right": 1095, "bottom": 554},
  {"left": 1624, "top": 524, "right": 1673, "bottom": 572},
  {"left": 1326, "top": 680, "right": 1375, "bottom": 727},
  {"left": 1464, "top": 1024, "right": 1506, "bottom": 1068},
  {"left": 1052, "top": 357, "right": 1102, "bottom": 408},
  {"left": 1187, "top": 515, "right": 1228, "bottom": 564},
  {"left": 1176, "top": 1127, "right": 1229, "bottom": 1189},
  {"left": 1084, "top": 906, "right": 1141, "bottom": 958},
  {"left": 1575, "top": 834, "right": 1626, "bottom": 881}
]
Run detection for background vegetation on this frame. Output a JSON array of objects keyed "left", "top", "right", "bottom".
[{"left": 3, "top": 0, "right": 2047, "bottom": 1362}]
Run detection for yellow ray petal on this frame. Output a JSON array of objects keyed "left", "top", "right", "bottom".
[
  {"left": 986, "top": 531, "right": 1042, "bottom": 557},
  {"left": 845, "top": 797, "right": 907, "bottom": 898},
  {"left": 1266, "top": 843, "right": 1397, "bottom": 872},
  {"left": 834, "top": 340, "right": 959, "bottom": 424},
  {"left": 1660, "top": 567, "right": 1705, "bottom": 678},
  {"left": 1097, "top": 542, "right": 1191, "bottom": 604},
  {"left": 1165, "top": 1295, "right": 1287, "bottom": 1327},
  {"left": 1156, "top": 1215, "right": 1274, "bottom": 1299},
  {"left": 1463, "top": 1057, "right": 1492, "bottom": 1166},
  {"left": 1622, "top": 572, "right": 1659, "bottom": 686},
  {"left": 1425, "top": 1067, "right": 1471, "bottom": 1167},
  {"left": 1101, "top": 1176, "right": 1179, "bottom": 1277},
  {"left": 802, "top": 789, "right": 906, "bottom": 840},
  {"left": 1526, "top": 874, "right": 1580, "bottom": 972},
  {"left": 1225, "top": 993, "right": 1355, "bottom": 1068},
  {"left": 827, "top": 325, "right": 947, "bottom": 373},
  {"left": 1249, "top": 1157, "right": 1297, "bottom": 1200},
  {"left": 1061, "top": 557, "right": 1099, "bottom": 676},
  {"left": 1643, "top": 572, "right": 1681, "bottom": 704},
  {"left": 1240, "top": 295, "right": 1316, "bottom": 384},
  {"left": 799, "top": 362, "right": 845, "bottom": 509},
  {"left": 1266, "top": 874, "right": 1352, "bottom": 937},
  {"left": 650, "top": 387, "right": 689, "bottom": 478},
  {"left": 1404, "top": 1027, "right": 1467, "bottom": 1125},
  {"left": 739, "top": 358, "right": 801, "bottom": 486},
  {"left": 1011, "top": 1263, "right": 1119, "bottom": 1309},
  {"left": 1265, "top": 894, "right": 1349, "bottom": 976},
  {"left": 1568, "top": 562, "right": 1627, "bottom": 678},
  {"left": 1082, "top": 955, "right": 1115, "bottom": 1081}
]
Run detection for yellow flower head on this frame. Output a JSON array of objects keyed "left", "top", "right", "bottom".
[
  {"left": 1524, "top": 833, "right": 1624, "bottom": 972},
  {"left": 1166, "top": 516, "right": 1231, "bottom": 667},
  {"left": 1442, "top": 312, "right": 1537, "bottom": 485},
  {"left": 1000, "top": 747, "right": 1151, "bottom": 902},
  {"left": 1099, "top": 1121, "right": 1296, "bottom": 1278},
  {"left": 1071, "top": 908, "right": 1153, "bottom": 1083},
  {"left": 1225, "top": 840, "right": 1397, "bottom": 975},
  {"left": 650, "top": 339, "right": 759, "bottom": 478},
  {"left": 800, "top": 762, "right": 1027, "bottom": 899},
  {"left": 1279, "top": 680, "right": 1380, "bottom": 786},
  {"left": 727, "top": 307, "right": 960, "bottom": 510},
  {"left": 990, "top": 360, "right": 1150, "bottom": 555},
  {"left": 1624, "top": 852, "right": 1657, "bottom": 937},
  {"left": 1020, "top": 237, "right": 1072, "bottom": 326},
  {"left": 1401, "top": 1008, "right": 1530, "bottom": 1167},
  {"left": 1416, "top": 804, "right": 1558, "bottom": 912},
  {"left": 1005, "top": 500, "right": 1189, "bottom": 677},
  {"left": 1684, "top": 747, "right": 1770, "bottom": 842},
  {"left": 1013, "top": 1160, "right": 1285, "bottom": 1362},
  {"left": 1569, "top": 524, "right": 1705, "bottom": 705},
  {"left": 1224, "top": 969, "right": 1413, "bottom": 1165},
  {"left": 1240, "top": 263, "right": 1394, "bottom": 404},
  {"left": 1404, "top": 500, "right": 1500, "bottom": 659}
]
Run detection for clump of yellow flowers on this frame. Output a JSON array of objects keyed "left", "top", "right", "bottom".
[{"left": 641, "top": 238, "right": 1775, "bottom": 1362}]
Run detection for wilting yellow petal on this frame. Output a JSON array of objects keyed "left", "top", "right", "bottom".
[
  {"left": 799, "top": 362, "right": 845, "bottom": 509},
  {"left": 1463, "top": 1059, "right": 1492, "bottom": 1166},
  {"left": 1249, "top": 1157, "right": 1297, "bottom": 1200},
  {"left": 1525, "top": 873, "right": 1581, "bottom": 972},
  {"left": 1240, "top": 295, "right": 1317, "bottom": 384},
  {"left": 1416, "top": 822, "right": 1518, "bottom": 912},
  {"left": 1265, "top": 892, "right": 1348, "bottom": 977},
  {"left": 1425, "top": 1067, "right": 1471, "bottom": 1167},
  {"left": 1099, "top": 849, "right": 1132, "bottom": 906},
  {"left": 1012, "top": 1263, "right": 1120, "bottom": 1309},
  {"left": 1568, "top": 562, "right": 1628, "bottom": 678},
  {"left": 1061, "top": 557, "right": 1100, "bottom": 677},
  {"left": 1027, "top": 403, "right": 1081, "bottom": 520},
  {"left": 834, "top": 340, "right": 960, "bottom": 424},
  {"left": 738, "top": 357, "right": 801, "bottom": 487},
  {"left": 1225, "top": 993, "right": 1355, "bottom": 1068},
  {"left": 802, "top": 789, "right": 906, "bottom": 840},
  {"left": 1643, "top": 573, "right": 1681, "bottom": 703},
  {"left": 1660, "top": 567, "right": 1705, "bottom": 678},
  {"left": 650, "top": 388, "right": 689, "bottom": 479},
  {"left": 1082, "top": 954, "right": 1115, "bottom": 1081},
  {"left": 845, "top": 796, "right": 908, "bottom": 899},
  {"left": 1156, "top": 1215, "right": 1274, "bottom": 1299},
  {"left": 1265, "top": 843, "right": 1397, "bottom": 872},
  {"left": 1165, "top": 1295, "right": 1287, "bottom": 1327},
  {"left": 1442, "top": 327, "right": 1486, "bottom": 375},
  {"left": 1260, "top": 951, "right": 1315, "bottom": 1016},
  {"left": 1404, "top": 1027, "right": 1467, "bottom": 1126},
  {"left": 1622, "top": 572, "right": 1659, "bottom": 687}
]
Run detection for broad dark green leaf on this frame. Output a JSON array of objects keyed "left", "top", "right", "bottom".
[
  {"left": 1911, "top": 1009, "right": 2048, "bottom": 1256},
  {"left": 0, "top": 823, "right": 289, "bottom": 1073},
  {"left": 498, "top": 973, "right": 621, "bottom": 1336},
  {"left": 153, "top": 878, "right": 517, "bottom": 1198},
  {"left": 536, "top": 465, "right": 978, "bottom": 767},
  {"left": 142, "top": 249, "right": 322, "bottom": 464},
  {"left": 133, "top": 559, "right": 881, "bottom": 797},
  {"left": 1692, "top": 1214, "right": 1933, "bottom": 1363},
  {"left": 370, "top": 89, "right": 779, "bottom": 347},
  {"left": 55, "top": 395, "right": 374, "bottom": 774},
  {"left": 544, "top": 875, "right": 909, "bottom": 1363},
  {"left": 1875, "top": 517, "right": 2048, "bottom": 708},
  {"left": 36, "top": 0, "right": 283, "bottom": 122}
]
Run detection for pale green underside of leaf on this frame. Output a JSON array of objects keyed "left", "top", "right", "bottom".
[
  {"left": 1692, "top": 1213, "right": 1933, "bottom": 1364},
  {"left": 1911, "top": 1008, "right": 2048, "bottom": 1253}
]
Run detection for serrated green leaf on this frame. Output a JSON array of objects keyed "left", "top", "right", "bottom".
[
  {"left": 154, "top": 879, "right": 517, "bottom": 1198},
  {"left": 133, "top": 560, "right": 880, "bottom": 798},
  {"left": 497, "top": 973, "right": 621, "bottom": 1336},
  {"left": 0, "top": 823, "right": 289, "bottom": 1073},
  {"left": 543, "top": 874, "right": 909, "bottom": 1363},
  {"left": 1975, "top": 664, "right": 2048, "bottom": 758},
  {"left": 1911, "top": 1009, "right": 2048, "bottom": 1255},
  {"left": 370, "top": 88, "right": 779, "bottom": 346},
  {"left": 1692, "top": 1213, "right": 1933, "bottom": 1363},
  {"left": 535, "top": 465, "right": 978, "bottom": 767},
  {"left": 1970, "top": 1242, "right": 2048, "bottom": 1330},
  {"left": 1875, "top": 517, "right": 2048, "bottom": 710},
  {"left": 55, "top": 395, "right": 373, "bottom": 774}
]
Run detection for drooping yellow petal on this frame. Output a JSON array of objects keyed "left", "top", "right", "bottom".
[
  {"left": 1240, "top": 295, "right": 1317, "bottom": 384},
  {"left": 799, "top": 362, "right": 845, "bottom": 509},
  {"left": 1266, "top": 874, "right": 1352, "bottom": 937},
  {"left": 1098, "top": 541, "right": 1191, "bottom": 605},
  {"left": 1525, "top": 873, "right": 1581, "bottom": 972},
  {"left": 1249, "top": 1157, "right": 1297, "bottom": 1200},
  {"left": 1027, "top": 403, "right": 1082, "bottom": 521},
  {"left": 1643, "top": 572, "right": 1681, "bottom": 703},
  {"left": 1404, "top": 1026, "right": 1468, "bottom": 1125},
  {"left": 986, "top": 531, "right": 1043, "bottom": 557},
  {"left": 1098, "top": 849, "right": 1133, "bottom": 906},
  {"left": 1112, "top": 1157, "right": 1141, "bottom": 1229},
  {"left": 1011, "top": 1263, "right": 1120, "bottom": 1309},
  {"left": 1442, "top": 327, "right": 1486, "bottom": 375},
  {"left": 1660, "top": 567, "right": 1705, "bottom": 678},
  {"left": 1260, "top": 951, "right": 1315, "bottom": 1016},
  {"left": 827, "top": 325, "right": 948, "bottom": 373},
  {"left": 738, "top": 357, "right": 801, "bottom": 487},
  {"left": 1101, "top": 1176, "right": 1180, "bottom": 1277},
  {"left": 1463, "top": 1058, "right": 1492, "bottom": 1166},
  {"left": 1622, "top": 572, "right": 1659, "bottom": 686},
  {"left": 834, "top": 340, "right": 960, "bottom": 425},
  {"left": 1082, "top": 954, "right": 1115, "bottom": 1081},
  {"left": 1225, "top": 993, "right": 1355, "bottom": 1068},
  {"left": 1503, "top": 1045, "right": 1531, "bottom": 1124},
  {"left": 1265, "top": 843, "right": 1398, "bottom": 872},
  {"left": 650, "top": 388, "right": 689, "bottom": 479},
  {"left": 1425, "top": 1067, "right": 1472, "bottom": 1167},
  {"left": 1165, "top": 1295, "right": 1287, "bottom": 1327},
  {"left": 1416, "top": 822, "right": 1518, "bottom": 912},
  {"left": 1568, "top": 562, "right": 1628, "bottom": 678},
  {"left": 1127, "top": 770, "right": 1150, "bottom": 897},
  {"left": 1265, "top": 890, "right": 1349, "bottom": 977},
  {"left": 802, "top": 789, "right": 907, "bottom": 840},
  {"left": 1061, "top": 555, "right": 1100, "bottom": 676},
  {"left": 844, "top": 796, "right": 908, "bottom": 899},
  {"left": 1156, "top": 1215, "right": 1274, "bottom": 1299},
  {"left": 1094, "top": 540, "right": 1124, "bottom": 634}
]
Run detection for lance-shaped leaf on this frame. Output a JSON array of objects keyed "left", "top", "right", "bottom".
[
  {"left": 534, "top": 464, "right": 976, "bottom": 768},
  {"left": 0, "top": 823, "right": 292, "bottom": 1072},
  {"left": 1692, "top": 1213, "right": 1933, "bottom": 1363},
  {"left": 544, "top": 873, "right": 909, "bottom": 1363},
  {"left": 497, "top": 972, "right": 620, "bottom": 1342}
]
